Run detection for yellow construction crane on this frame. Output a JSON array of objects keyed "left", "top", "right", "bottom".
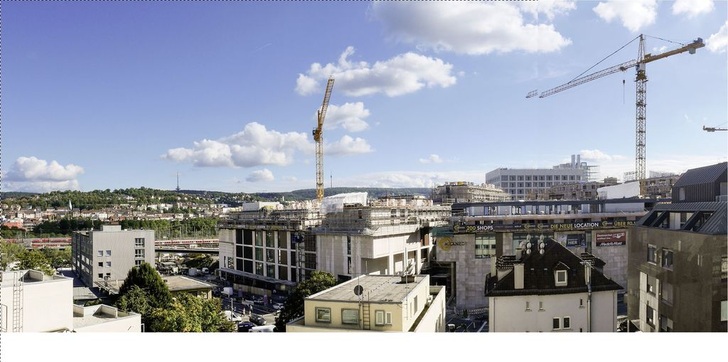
[
  {"left": 313, "top": 76, "right": 335, "bottom": 202},
  {"left": 531, "top": 34, "right": 704, "bottom": 181}
]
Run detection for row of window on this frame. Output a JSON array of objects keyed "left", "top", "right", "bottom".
[
  {"left": 475, "top": 236, "right": 496, "bottom": 259},
  {"left": 501, "top": 175, "right": 582, "bottom": 181},
  {"left": 647, "top": 245, "right": 673, "bottom": 269},
  {"left": 97, "top": 250, "right": 112, "bottom": 257},
  {"left": 526, "top": 299, "right": 585, "bottom": 311},
  {"left": 314, "top": 307, "right": 393, "bottom": 326},
  {"left": 553, "top": 316, "right": 571, "bottom": 330}
]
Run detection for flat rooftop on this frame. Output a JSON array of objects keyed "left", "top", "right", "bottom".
[
  {"left": 308, "top": 274, "right": 426, "bottom": 303},
  {"left": 162, "top": 275, "right": 216, "bottom": 292}
]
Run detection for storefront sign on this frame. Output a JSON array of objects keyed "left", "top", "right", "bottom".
[
  {"left": 438, "top": 237, "right": 467, "bottom": 251},
  {"left": 565, "top": 233, "right": 586, "bottom": 247},
  {"left": 595, "top": 231, "right": 627, "bottom": 246}
]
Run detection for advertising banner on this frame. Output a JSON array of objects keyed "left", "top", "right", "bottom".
[{"left": 595, "top": 231, "right": 627, "bottom": 246}]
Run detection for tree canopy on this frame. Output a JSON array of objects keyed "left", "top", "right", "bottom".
[
  {"left": 115, "top": 262, "right": 234, "bottom": 332},
  {"left": 275, "top": 270, "right": 337, "bottom": 332}
]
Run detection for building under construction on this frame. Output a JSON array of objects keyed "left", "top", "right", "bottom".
[
  {"left": 431, "top": 181, "right": 510, "bottom": 205},
  {"left": 216, "top": 194, "right": 451, "bottom": 298}
]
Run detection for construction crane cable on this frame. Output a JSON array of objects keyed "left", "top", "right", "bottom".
[{"left": 570, "top": 35, "right": 640, "bottom": 82}]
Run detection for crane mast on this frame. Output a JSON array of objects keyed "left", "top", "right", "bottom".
[
  {"left": 313, "top": 77, "right": 335, "bottom": 202},
  {"left": 533, "top": 34, "right": 704, "bottom": 181}
]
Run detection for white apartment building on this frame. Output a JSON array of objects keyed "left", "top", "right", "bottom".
[
  {"left": 0, "top": 269, "right": 140, "bottom": 332},
  {"left": 485, "top": 240, "right": 622, "bottom": 332},
  {"left": 71, "top": 224, "right": 155, "bottom": 289},
  {"left": 287, "top": 274, "right": 447, "bottom": 332}
]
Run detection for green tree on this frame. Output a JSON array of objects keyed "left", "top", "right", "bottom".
[
  {"left": 0, "top": 241, "right": 26, "bottom": 270},
  {"left": 146, "top": 293, "right": 235, "bottom": 332},
  {"left": 17, "top": 249, "right": 55, "bottom": 275},
  {"left": 274, "top": 270, "right": 337, "bottom": 332},
  {"left": 40, "top": 248, "right": 72, "bottom": 269},
  {"left": 117, "top": 262, "right": 172, "bottom": 309},
  {"left": 116, "top": 285, "right": 153, "bottom": 317}
]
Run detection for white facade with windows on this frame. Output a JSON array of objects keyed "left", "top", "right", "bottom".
[
  {"left": 488, "top": 290, "right": 617, "bottom": 332},
  {"left": 486, "top": 155, "right": 592, "bottom": 200},
  {"left": 71, "top": 225, "right": 155, "bottom": 289}
]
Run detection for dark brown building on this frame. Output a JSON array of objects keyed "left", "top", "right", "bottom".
[{"left": 628, "top": 162, "right": 727, "bottom": 332}]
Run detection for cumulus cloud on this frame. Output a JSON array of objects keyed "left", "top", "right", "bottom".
[
  {"left": 295, "top": 46, "right": 456, "bottom": 97},
  {"left": 326, "top": 135, "right": 373, "bottom": 156},
  {"left": 246, "top": 169, "right": 275, "bottom": 182},
  {"left": 517, "top": 0, "right": 577, "bottom": 21},
  {"left": 707, "top": 20, "right": 728, "bottom": 53},
  {"left": 593, "top": 0, "right": 657, "bottom": 32},
  {"left": 419, "top": 154, "right": 444, "bottom": 164},
  {"left": 672, "top": 0, "right": 714, "bottom": 18},
  {"left": 578, "top": 149, "right": 628, "bottom": 162},
  {"left": 163, "top": 122, "right": 311, "bottom": 168},
  {"left": 371, "top": 1, "right": 572, "bottom": 55},
  {"left": 4, "top": 156, "right": 84, "bottom": 192},
  {"left": 325, "top": 102, "right": 371, "bottom": 132},
  {"left": 337, "top": 170, "right": 486, "bottom": 189}
]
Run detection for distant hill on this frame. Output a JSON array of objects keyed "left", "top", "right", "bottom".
[{"left": 0, "top": 187, "right": 434, "bottom": 207}]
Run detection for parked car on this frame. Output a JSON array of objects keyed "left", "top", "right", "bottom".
[
  {"left": 272, "top": 302, "right": 284, "bottom": 310},
  {"left": 237, "top": 321, "right": 255, "bottom": 332},
  {"left": 223, "top": 310, "right": 243, "bottom": 323},
  {"left": 249, "top": 314, "right": 267, "bottom": 326}
]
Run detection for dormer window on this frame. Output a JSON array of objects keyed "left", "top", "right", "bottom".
[{"left": 555, "top": 270, "right": 568, "bottom": 286}]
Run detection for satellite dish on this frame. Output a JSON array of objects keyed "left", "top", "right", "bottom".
[{"left": 354, "top": 284, "right": 364, "bottom": 296}]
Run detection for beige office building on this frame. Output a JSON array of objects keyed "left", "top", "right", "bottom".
[{"left": 287, "top": 274, "right": 447, "bottom": 332}]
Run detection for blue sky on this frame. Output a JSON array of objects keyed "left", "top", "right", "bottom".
[{"left": 2, "top": 0, "right": 727, "bottom": 194}]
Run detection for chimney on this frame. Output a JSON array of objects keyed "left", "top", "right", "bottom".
[{"left": 514, "top": 263, "right": 524, "bottom": 290}]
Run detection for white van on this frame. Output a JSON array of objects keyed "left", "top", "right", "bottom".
[{"left": 249, "top": 325, "right": 276, "bottom": 333}]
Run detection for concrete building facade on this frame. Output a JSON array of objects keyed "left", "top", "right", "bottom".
[
  {"left": 71, "top": 225, "right": 155, "bottom": 289},
  {"left": 431, "top": 181, "right": 509, "bottom": 204},
  {"left": 486, "top": 155, "right": 594, "bottom": 200},
  {"left": 426, "top": 198, "right": 652, "bottom": 312},
  {"left": 287, "top": 274, "right": 447, "bottom": 332},
  {"left": 314, "top": 196, "right": 450, "bottom": 283},
  {"left": 217, "top": 203, "right": 322, "bottom": 299},
  {"left": 217, "top": 195, "right": 450, "bottom": 299}
]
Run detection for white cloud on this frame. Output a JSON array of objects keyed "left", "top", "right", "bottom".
[
  {"left": 163, "top": 122, "right": 312, "bottom": 168},
  {"left": 593, "top": 0, "right": 657, "bottom": 32},
  {"left": 672, "top": 0, "right": 714, "bottom": 18},
  {"left": 295, "top": 46, "right": 456, "bottom": 97},
  {"left": 419, "top": 154, "right": 444, "bottom": 164},
  {"left": 337, "top": 170, "right": 486, "bottom": 189},
  {"left": 371, "top": 1, "right": 572, "bottom": 55},
  {"left": 324, "top": 102, "right": 371, "bottom": 132},
  {"left": 326, "top": 135, "right": 373, "bottom": 156},
  {"left": 707, "top": 20, "right": 728, "bottom": 53},
  {"left": 246, "top": 169, "right": 275, "bottom": 182},
  {"left": 518, "top": 0, "right": 577, "bottom": 21},
  {"left": 4, "top": 156, "right": 84, "bottom": 192},
  {"left": 578, "top": 149, "right": 628, "bottom": 162}
]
